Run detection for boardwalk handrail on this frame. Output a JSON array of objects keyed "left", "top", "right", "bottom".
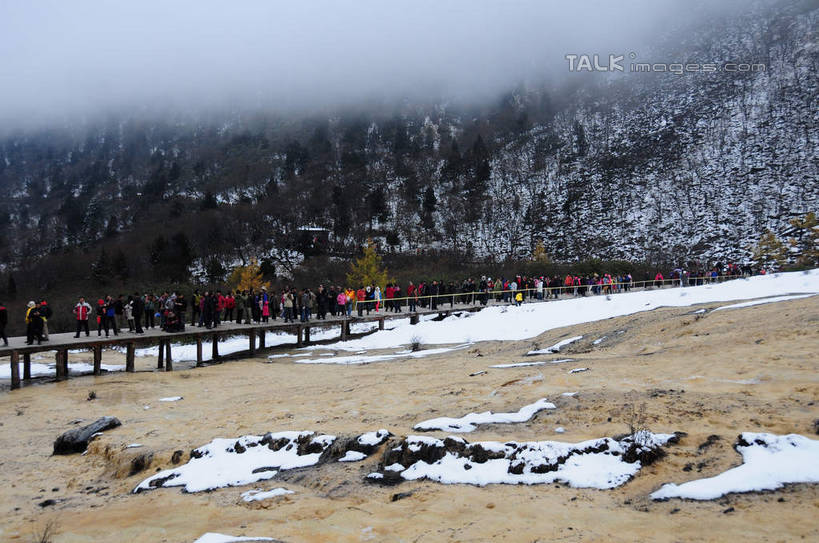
[{"left": 1, "top": 274, "right": 747, "bottom": 391}]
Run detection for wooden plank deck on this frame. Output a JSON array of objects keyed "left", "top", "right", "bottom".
[{"left": 0, "top": 302, "right": 487, "bottom": 390}]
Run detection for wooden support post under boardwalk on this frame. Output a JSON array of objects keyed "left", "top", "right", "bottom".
[
  {"left": 55, "top": 350, "right": 66, "bottom": 381},
  {"left": 304, "top": 326, "right": 310, "bottom": 344},
  {"left": 23, "top": 353, "right": 31, "bottom": 380},
  {"left": 340, "top": 319, "right": 347, "bottom": 340},
  {"left": 10, "top": 351, "right": 20, "bottom": 390},
  {"left": 296, "top": 325, "right": 303, "bottom": 346},
  {"left": 258, "top": 329, "right": 265, "bottom": 349},
  {"left": 61, "top": 349, "right": 69, "bottom": 379},
  {"left": 378, "top": 318, "right": 385, "bottom": 330},
  {"left": 410, "top": 314, "right": 419, "bottom": 325},
  {"left": 93, "top": 346, "right": 101, "bottom": 376},
  {"left": 196, "top": 337, "right": 203, "bottom": 367},
  {"left": 212, "top": 334, "right": 219, "bottom": 360},
  {"left": 126, "top": 343, "right": 135, "bottom": 373},
  {"left": 165, "top": 342, "right": 173, "bottom": 372},
  {"left": 157, "top": 340, "right": 165, "bottom": 369},
  {"left": 248, "top": 332, "right": 255, "bottom": 355}
]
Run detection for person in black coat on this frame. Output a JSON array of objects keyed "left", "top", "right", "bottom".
[{"left": 132, "top": 293, "right": 145, "bottom": 334}]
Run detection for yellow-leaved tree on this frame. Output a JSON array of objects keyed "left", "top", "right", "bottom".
[
  {"left": 346, "top": 239, "right": 390, "bottom": 289},
  {"left": 751, "top": 230, "right": 787, "bottom": 270},
  {"left": 532, "top": 240, "right": 550, "bottom": 264},
  {"left": 228, "top": 258, "right": 271, "bottom": 292}
]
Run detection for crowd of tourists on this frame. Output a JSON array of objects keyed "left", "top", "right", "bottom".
[{"left": 3, "top": 263, "right": 758, "bottom": 344}]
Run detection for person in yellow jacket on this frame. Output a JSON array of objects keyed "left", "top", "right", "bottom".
[
  {"left": 515, "top": 291, "right": 523, "bottom": 306},
  {"left": 25, "top": 301, "right": 44, "bottom": 345}
]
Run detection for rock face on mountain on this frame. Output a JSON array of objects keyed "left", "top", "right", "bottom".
[{"left": 0, "top": 0, "right": 815, "bottom": 274}]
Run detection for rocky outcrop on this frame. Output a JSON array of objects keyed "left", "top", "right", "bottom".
[{"left": 53, "top": 416, "right": 121, "bottom": 455}]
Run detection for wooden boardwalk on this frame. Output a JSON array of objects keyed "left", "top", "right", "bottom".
[
  {"left": 0, "top": 278, "right": 721, "bottom": 391},
  {"left": 0, "top": 303, "right": 485, "bottom": 390}
]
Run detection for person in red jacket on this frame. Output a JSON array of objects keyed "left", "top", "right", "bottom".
[
  {"left": 224, "top": 292, "right": 236, "bottom": 322},
  {"left": 654, "top": 272, "right": 664, "bottom": 288},
  {"left": 356, "top": 287, "right": 366, "bottom": 316},
  {"left": 74, "top": 296, "right": 93, "bottom": 338},
  {"left": 407, "top": 282, "right": 417, "bottom": 312}
]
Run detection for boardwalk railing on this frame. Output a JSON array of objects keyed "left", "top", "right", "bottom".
[{"left": 0, "top": 275, "right": 745, "bottom": 390}]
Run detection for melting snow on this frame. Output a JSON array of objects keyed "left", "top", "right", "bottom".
[
  {"left": 159, "top": 396, "right": 183, "bottom": 402},
  {"left": 414, "top": 399, "right": 556, "bottom": 432},
  {"left": 134, "top": 431, "right": 335, "bottom": 493},
  {"left": 385, "top": 433, "right": 677, "bottom": 488},
  {"left": 241, "top": 487, "right": 294, "bottom": 502},
  {"left": 490, "top": 358, "right": 572, "bottom": 368},
  {"left": 651, "top": 433, "right": 819, "bottom": 500},
  {"left": 193, "top": 534, "right": 273, "bottom": 543},
  {"left": 712, "top": 294, "right": 815, "bottom": 311},
  {"left": 339, "top": 451, "right": 367, "bottom": 462},
  {"left": 527, "top": 336, "right": 583, "bottom": 355}
]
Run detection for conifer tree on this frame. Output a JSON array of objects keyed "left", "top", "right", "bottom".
[{"left": 752, "top": 230, "right": 787, "bottom": 270}]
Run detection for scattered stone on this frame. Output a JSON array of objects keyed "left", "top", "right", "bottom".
[
  {"left": 813, "top": 419, "right": 819, "bottom": 435},
  {"left": 670, "top": 508, "right": 680, "bottom": 514},
  {"left": 129, "top": 452, "right": 154, "bottom": 476},
  {"left": 697, "top": 435, "right": 720, "bottom": 452},
  {"left": 53, "top": 416, "right": 121, "bottom": 455},
  {"left": 723, "top": 507, "right": 735, "bottom": 514},
  {"left": 87, "top": 391, "right": 96, "bottom": 401},
  {"left": 171, "top": 450, "right": 184, "bottom": 464},
  {"left": 391, "top": 491, "right": 414, "bottom": 502},
  {"left": 38, "top": 499, "right": 56, "bottom": 508}
]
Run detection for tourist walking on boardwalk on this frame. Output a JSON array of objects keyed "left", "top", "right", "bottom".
[
  {"left": 132, "top": 292, "right": 145, "bottom": 334},
  {"left": 125, "top": 296, "right": 135, "bottom": 331},
  {"left": 39, "top": 300, "right": 52, "bottom": 341},
  {"left": 283, "top": 288, "right": 295, "bottom": 323},
  {"left": 0, "top": 301, "right": 8, "bottom": 346},
  {"left": 191, "top": 290, "right": 201, "bottom": 326},
  {"left": 74, "top": 296, "right": 92, "bottom": 338},
  {"left": 144, "top": 294, "right": 156, "bottom": 329},
  {"left": 25, "top": 301, "right": 44, "bottom": 345},
  {"left": 104, "top": 296, "right": 118, "bottom": 336}
]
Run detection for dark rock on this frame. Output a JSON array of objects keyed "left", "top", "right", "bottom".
[
  {"left": 53, "top": 416, "right": 121, "bottom": 455},
  {"left": 813, "top": 419, "right": 819, "bottom": 435},
  {"left": 391, "top": 491, "right": 414, "bottom": 502},
  {"left": 129, "top": 453, "right": 154, "bottom": 476},
  {"left": 697, "top": 435, "right": 720, "bottom": 452},
  {"left": 251, "top": 466, "right": 278, "bottom": 474},
  {"left": 670, "top": 508, "right": 680, "bottom": 514},
  {"left": 38, "top": 499, "right": 56, "bottom": 508},
  {"left": 723, "top": 507, "right": 735, "bottom": 514},
  {"left": 171, "top": 450, "right": 184, "bottom": 464}
]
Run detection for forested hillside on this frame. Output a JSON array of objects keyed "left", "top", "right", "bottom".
[{"left": 0, "top": 0, "right": 816, "bottom": 294}]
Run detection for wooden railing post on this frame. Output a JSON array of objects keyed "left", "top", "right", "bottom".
[
  {"left": 157, "top": 340, "right": 165, "bottom": 369},
  {"left": 10, "top": 351, "right": 20, "bottom": 390},
  {"left": 93, "top": 346, "right": 102, "bottom": 376},
  {"left": 196, "top": 337, "right": 203, "bottom": 367},
  {"left": 23, "top": 353, "right": 31, "bottom": 380},
  {"left": 55, "top": 350, "right": 66, "bottom": 381},
  {"left": 165, "top": 342, "right": 173, "bottom": 371},
  {"left": 126, "top": 343, "right": 135, "bottom": 373}
]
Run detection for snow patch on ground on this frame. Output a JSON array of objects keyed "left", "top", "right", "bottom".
[
  {"left": 241, "top": 487, "right": 294, "bottom": 502},
  {"left": 569, "top": 368, "right": 589, "bottom": 374},
  {"left": 651, "top": 433, "right": 819, "bottom": 500},
  {"left": 159, "top": 396, "right": 183, "bottom": 402},
  {"left": 489, "top": 358, "right": 572, "bottom": 369},
  {"left": 413, "top": 399, "right": 556, "bottom": 433},
  {"left": 193, "top": 534, "right": 273, "bottom": 543},
  {"left": 134, "top": 431, "right": 335, "bottom": 493},
  {"left": 339, "top": 451, "right": 367, "bottom": 462},
  {"left": 527, "top": 336, "right": 583, "bottom": 355},
  {"left": 291, "top": 344, "right": 471, "bottom": 365},
  {"left": 712, "top": 294, "right": 815, "bottom": 311},
  {"left": 378, "top": 432, "right": 678, "bottom": 488}
]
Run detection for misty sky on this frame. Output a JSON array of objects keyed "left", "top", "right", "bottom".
[{"left": 0, "top": 1, "right": 736, "bottom": 126}]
